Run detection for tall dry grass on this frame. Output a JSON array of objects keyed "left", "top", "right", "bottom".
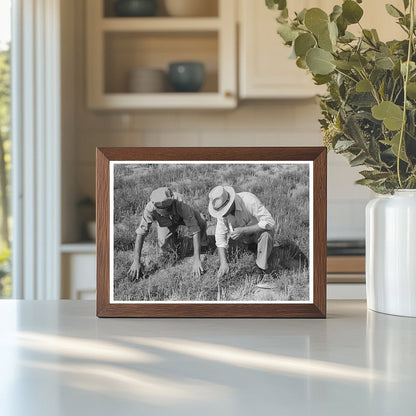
[{"left": 113, "top": 163, "right": 310, "bottom": 301}]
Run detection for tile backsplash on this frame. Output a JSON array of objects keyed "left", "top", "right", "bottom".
[
  {"left": 61, "top": 0, "right": 373, "bottom": 241},
  {"left": 62, "top": 0, "right": 374, "bottom": 243},
  {"left": 73, "top": 100, "right": 374, "bottom": 241}
]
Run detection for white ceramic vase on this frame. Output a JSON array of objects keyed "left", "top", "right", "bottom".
[{"left": 366, "top": 190, "right": 416, "bottom": 317}]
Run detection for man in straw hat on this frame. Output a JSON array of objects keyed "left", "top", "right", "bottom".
[
  {"left": 128, "top": 187, "right": 207, "bottom": 280},
  {"left": 208, "top": 185, "right": 276, "bottom": 279}
]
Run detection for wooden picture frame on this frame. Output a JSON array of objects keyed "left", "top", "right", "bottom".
[{"left": 96, "top": 147, "right": 327, "bottom": 318}]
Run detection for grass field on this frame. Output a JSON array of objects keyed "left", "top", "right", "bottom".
[{"left": 113, "top": 163, "right": 310, "bottom": 302}]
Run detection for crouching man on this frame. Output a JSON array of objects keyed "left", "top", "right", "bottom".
[
  {"left": 128, "top": 187, "right": 207, "bottom": 280},
  {"left": 208, "top": 185, "right": 276, "bottom": 278}
]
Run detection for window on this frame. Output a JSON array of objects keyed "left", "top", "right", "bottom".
[{"left": 0, "top": 0, "right": 11, "bottom": 298}]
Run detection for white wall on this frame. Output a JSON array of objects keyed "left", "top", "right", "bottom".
[{"left": 62, "top": 0, "right": 374, "bottom": 243}]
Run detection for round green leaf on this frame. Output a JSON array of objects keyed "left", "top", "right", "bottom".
[
  {"left": 375, "top": 56, "right": 395, "bottom": 70},
  {"left": 350, "top": 54, "right": 368, "bottom": 70},
  {"left": 294, "top": 33, "right": 316, "bottom": 58},
  {"left": 388, "top": 132, "right": 408, "bottom": 162},
  {"left": 371, "top": 101, "right": 404, "bottom": 131},
  {"left": 277, "top": 23, "right": 298, "bottom": 43},
  {"left": 313, "top": 74, "right": 332, "bottom": 85},
  {"left": 304, "top": 8, "right": 328, "bottom": 35},
  {"left": 318, "top": 28, "right": 333, "bottom": 52},
  {"left": 401, "top": 61, "right": 416, "bottom": 76},
  {"left": 266, "top": 0, "right": 287, "bottom": 11},
  {"left": 296, "top": 57, "right": 308, "bottom": 69},
  {"left": 407, "top": 82, "right": 416, "bottom": 99},
  {"left": 333, "top": 60, "right": 352, "bottom": 70},
  {"left": 306, "top": 48, "right": 335, "bottom": 75},
  {"left": 336, "top": 15, "right": 348, "bottom": 36},
  {"left": 318, "top": 21, "right": 338, "bottom": 52},
  {"left": 330, "top": 5, "right": 342, "bottom": 22},
  {"left": 356, "top": 80, "right": 372, "bottom": 92},
  {"left": 385, "top": 4, "right": 403, "bottom": 18},
  {"left": 371, "top": 29, "right": 380, "bottom": 42},
  {"left": 296, "top": 8, "right": 307, "bottom": 23},
  {"left": 328, "top": 21, "right": 338, "bottom": 43},
  {"left": 342, "top": 0, "right": 364, "bottom": 24}
]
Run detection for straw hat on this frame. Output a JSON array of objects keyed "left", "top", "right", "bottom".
[
  {"left": 150, "top": 187, "right": 174, "bottom": 208},
  {"left": 208, "top": 185, "right": 236, "bottom": 218}
]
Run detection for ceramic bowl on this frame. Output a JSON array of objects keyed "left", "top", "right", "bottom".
[
  {"left": 164, "top": 0, "right": 217, "bottom": 17},
  {"left": 168, "top": 62, "right": 205, "bottom": 92},
  {"left": 128, "top": 68, "right": 167, "bottom": 93},
  {"left": 114, "top": 0, "right": 158, "bottom": 17}
]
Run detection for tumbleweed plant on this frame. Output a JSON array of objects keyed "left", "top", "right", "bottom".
[{"left": 267, "top": 0, "right": 416, "bottom": 193}]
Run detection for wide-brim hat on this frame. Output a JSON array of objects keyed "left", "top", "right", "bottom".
[
  {"left": 208, "top": 185, "right": 236, "bottom": 218},
  {"left": 150, "top": 187, "right": 174, "bottom": 207}
]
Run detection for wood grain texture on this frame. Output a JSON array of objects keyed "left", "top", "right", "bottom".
[
  {"left": 96, "top": 148, "right": 110, "bottom": 317},
  {"left": 327, "top": 256, "right": 365, "bottom": 274},
  {"left": 96, "top": 147, "right": 327, "bottom": 318},
  {"left": 327, "top": 274, "right": 365, "bottom": 283},
  {"left": 313, "top": 148, "right": 327, "bottom": 318}
]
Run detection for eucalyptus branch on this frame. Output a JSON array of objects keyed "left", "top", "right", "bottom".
[
  {"left": 334, "top": 68, "right": 359, "bottom": 84},
  {"left": 267, "top": 0, "right": 416, "bottom": 193},
  {"left": 358, "top": 69, "right": 381, "bottom": 104},
  {"left": 398, "top": 24, "right": 410, "bottom": 35},
  {"left": 359, "top": 22, "right": 378, "bottom": 49},
  {"left": 397, "top": 0, "right": 415, "bottom": 188},
  {"left": 393, "top": 85, "right": 404, "bottom": 103},
  {"left": 390, "top": 79, "right": 398, "bottom": 101},
  {"left": 405, "top": 129, "right": 416, "bottom": 140},
  {"left": 337, "top": 45, "right": 350, "bottom": 53}
]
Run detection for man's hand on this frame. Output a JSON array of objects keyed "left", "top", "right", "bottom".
[
  {"left": 230, "top": 227, "right": 245, "bottom": 240},
  {"left": 128, "top": 261, "right": 143, "bottom": 281},
  {"left": 217, "top": 262, "right": 230, "bottom": 278},
  {"left": 192, "top": 258, "right": 204, "bottom": 277}
]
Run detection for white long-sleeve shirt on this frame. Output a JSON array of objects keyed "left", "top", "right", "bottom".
[{"left": 214, "top": 192, "right": 276, "bottom": 248}]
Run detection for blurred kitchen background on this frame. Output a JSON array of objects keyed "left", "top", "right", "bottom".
[{"left": 3, "top": 0, "right": 403, "bottom": 300}]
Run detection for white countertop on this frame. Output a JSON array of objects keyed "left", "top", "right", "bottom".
[{"left": 0, "top": 300, "right": 415, "bottom": 415}]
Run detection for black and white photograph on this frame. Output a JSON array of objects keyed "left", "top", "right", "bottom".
[{"left": 110, "top": 161, "right": 313, "bottom": 303}]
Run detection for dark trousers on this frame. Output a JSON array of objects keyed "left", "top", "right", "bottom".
[
  {"left": 157, "top": 210, "right": 208, "bottom": 255},
  {"left": 229, "top": 230, "right": 273, "bottom": 270}
]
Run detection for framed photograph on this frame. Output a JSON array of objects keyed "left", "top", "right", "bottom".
[{"left": 96, "top": 147, "right": 326, "bottom": 318}]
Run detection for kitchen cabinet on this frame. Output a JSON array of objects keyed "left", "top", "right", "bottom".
[
  {"left": 239, "top": 0, "right": 325, "bottom": 99},
  {"left": 86, "top": 0, "right": 404, "bottom": 107},
  {"left": 61, "top": 245, "right": 96, "bottom": 300},
  {"left": 59, "top": 247, "right": 365, "bottom": 300},
  {"left": 238, "top": 0, "right": 405, "bottom": 99},
  {"left": 86, "top": 0, "right": 237, "bottom": 109}
]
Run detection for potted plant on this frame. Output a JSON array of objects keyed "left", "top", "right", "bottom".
[{"left": 266, "top": 0, "right": 416, "bottom": 316}]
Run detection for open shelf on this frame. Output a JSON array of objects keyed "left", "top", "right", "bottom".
[
  {"left": 101, "top": 17, "right": 221, "bottom": 31},
  {"left": 104, "top": 31, "right": 218, "bottom": 94},
  {"left": 61, "top": 242, "right": 96, "bottom": 254},
  {"left": 103, "top": 0, "right": 219, "bottom": 18},
  {"left": 87, "top": 0, "right": 236, "bottom": 109},
  {"left": 91, "top": 92, "right": 234, "bottom": 109}
]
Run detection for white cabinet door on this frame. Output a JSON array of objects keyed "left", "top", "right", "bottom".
[
  {"left": 62, "top": 253, "right": 96, "bottom": 300},
  {"left": 358, "top": 0, "right": 404, "bottom": 41},
  {"left": 238, "top": 0, "right": 404, "bottom": 99},
  {"left": 239, "top": 0, "right": 326, "bottom": 99}
]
